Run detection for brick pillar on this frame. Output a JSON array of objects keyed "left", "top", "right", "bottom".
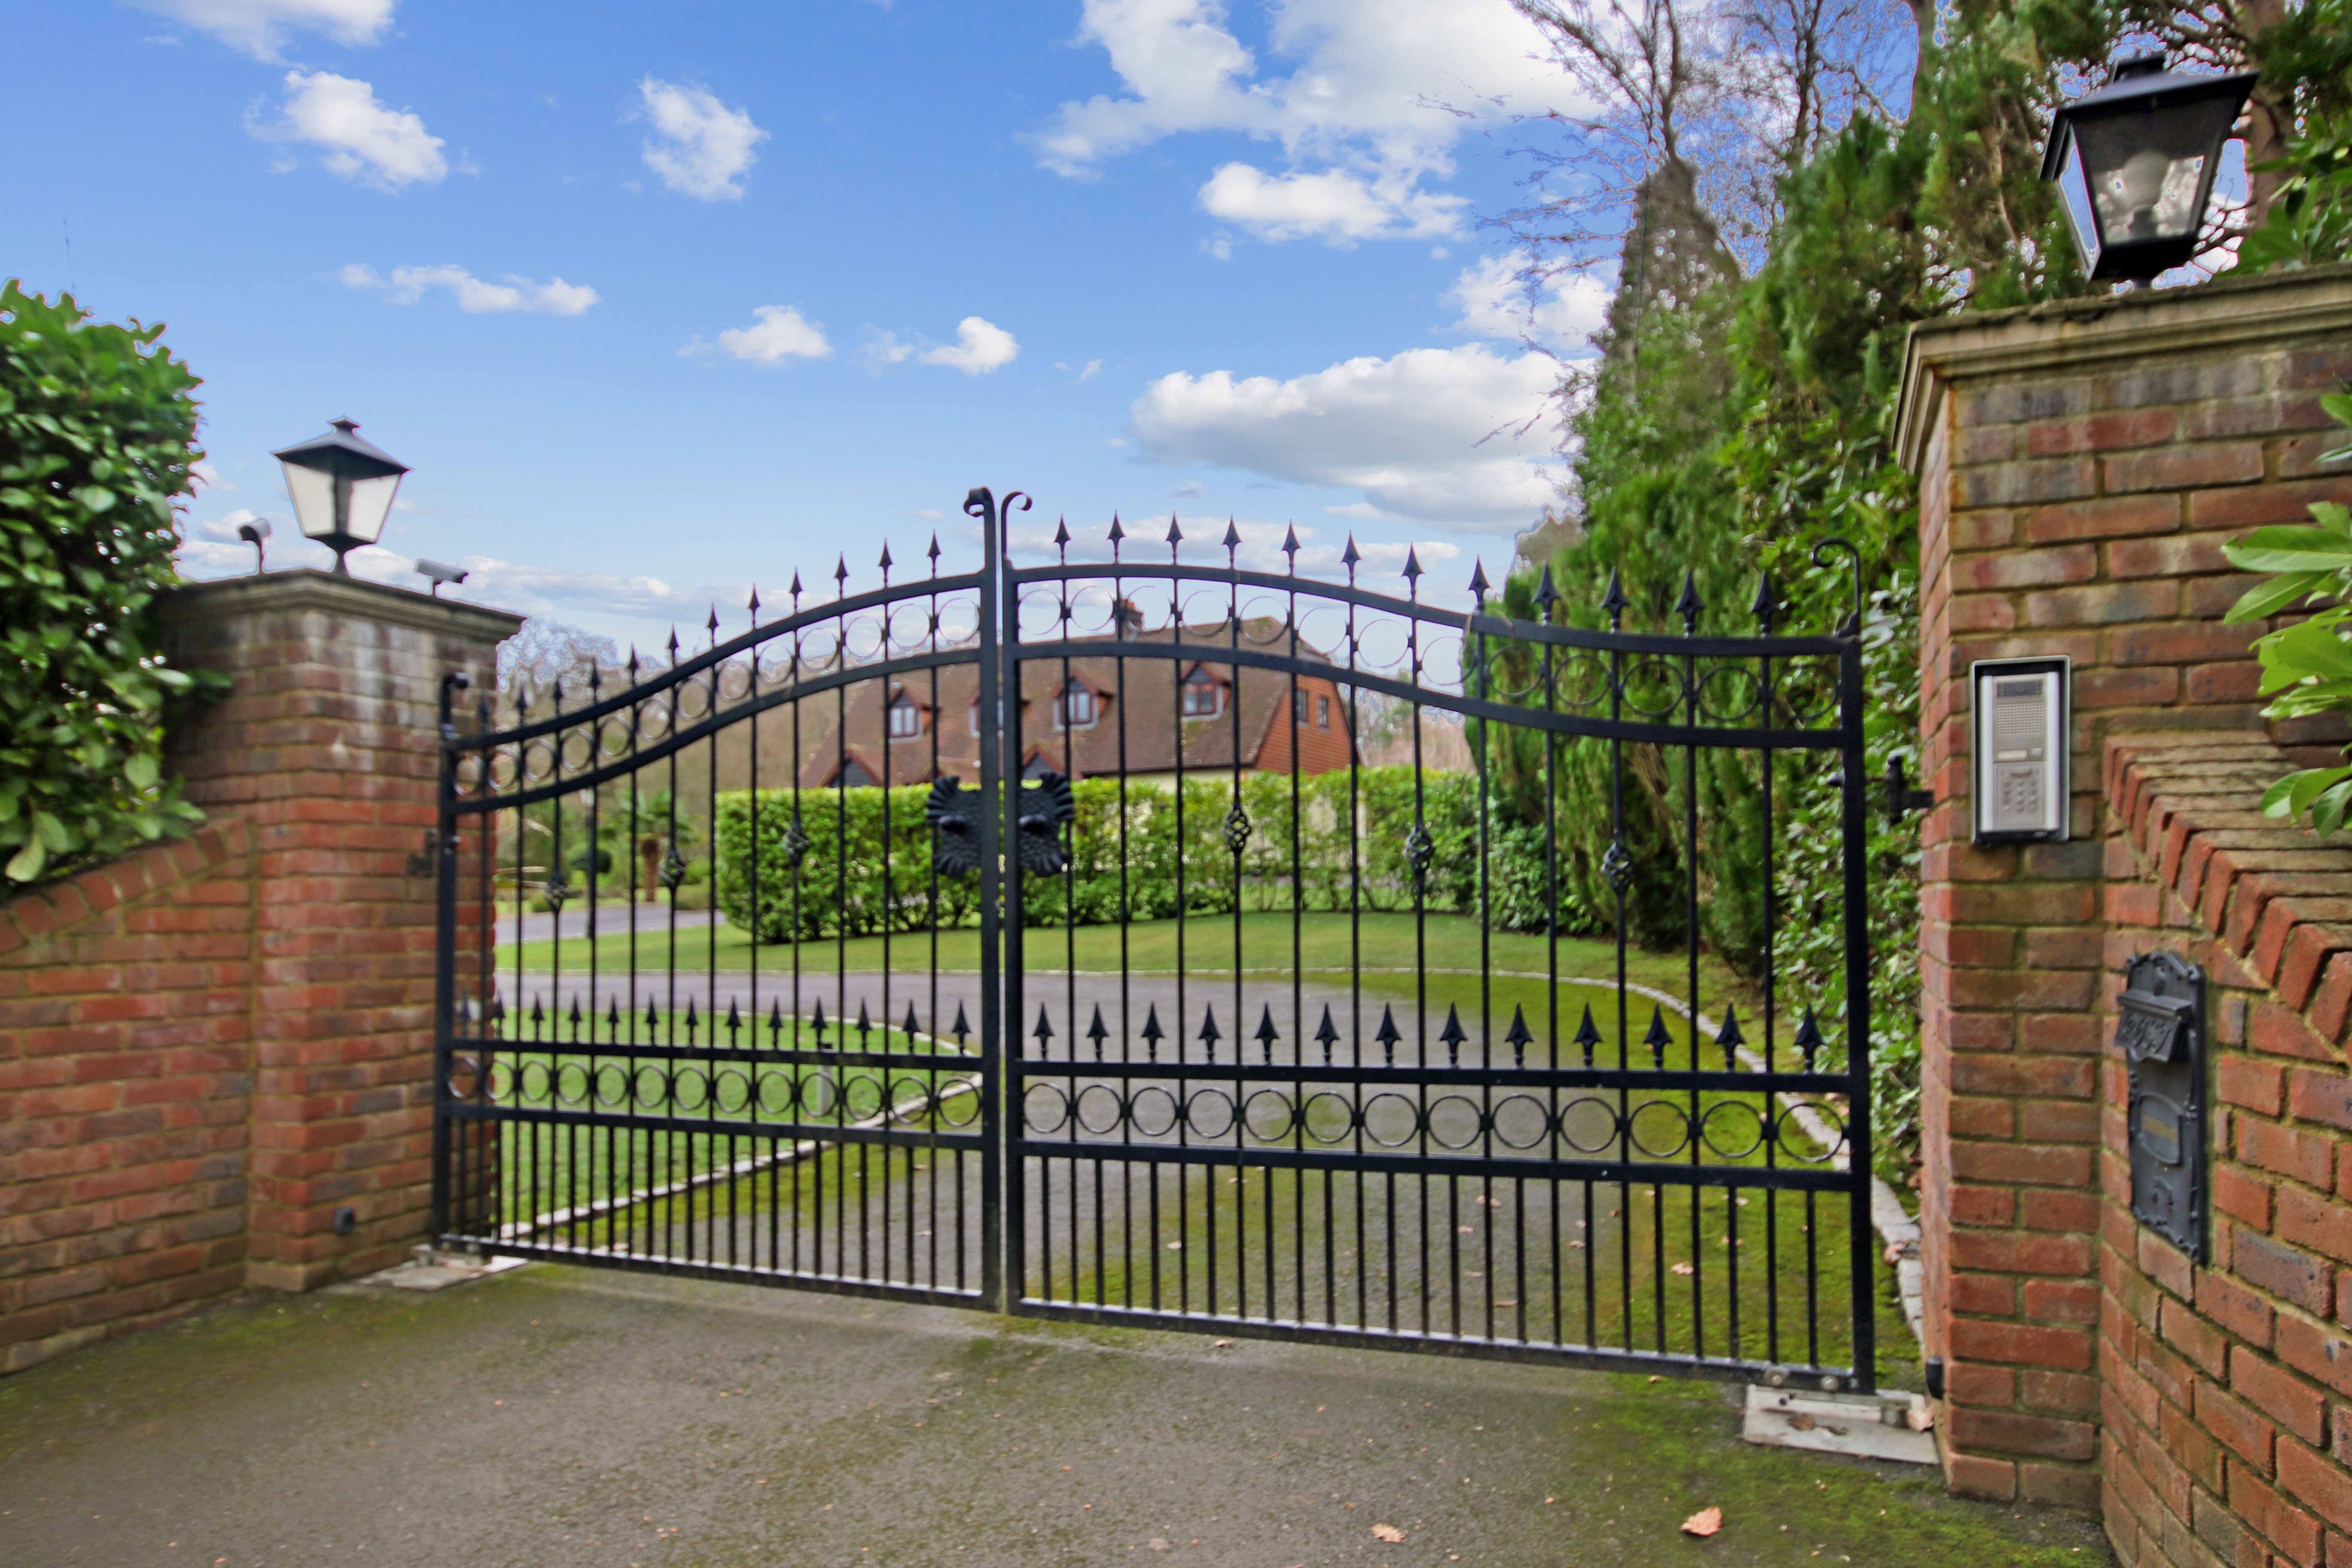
[
  {"left": 156, "top": 570, "right": 519, "bottom": 1290},
  {"left": 1896, "top": 264, "right": 2352, "bottom": 1510}
]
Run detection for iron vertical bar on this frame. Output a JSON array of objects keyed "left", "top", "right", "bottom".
[{"left": 1840, "top": 620, "right": 1876, "bottom": 1390}]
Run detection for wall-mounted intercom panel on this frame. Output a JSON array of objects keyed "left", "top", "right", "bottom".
[{"left": 1970, "top": 656, "right": 2070, "bottom": 844}]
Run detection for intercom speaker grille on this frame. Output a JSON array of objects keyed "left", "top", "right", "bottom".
[{"left": 1986, "top": 674, "right": 2052, "bottom": 833}]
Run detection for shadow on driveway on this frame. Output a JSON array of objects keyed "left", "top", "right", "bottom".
[{"left": 0, "top": 1265, "right": 2113, "bottom": 1567}]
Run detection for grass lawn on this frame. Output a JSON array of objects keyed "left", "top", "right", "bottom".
[{"left": 503, "top": 910, "right": 1753, "bottom": 1007}]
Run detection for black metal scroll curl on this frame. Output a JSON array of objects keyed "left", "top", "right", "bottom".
[
  {"left": 1809, "top": 535, "right": 1865, "bottom": 636},
  {"left": 928, "top": 772, "right": 1075, "bottom": 876}
]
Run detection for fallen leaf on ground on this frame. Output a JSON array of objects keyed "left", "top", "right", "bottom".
[
  {"left": 1372, "top": 1524, "right": 1407, "bottom": 1542},
  {"left": 1670, "top": 1261, "right": 1695, "bottom": 1276},
  {"left": 1213, "top": 1339, "right": 1233, "bottom": 1348},
  {"left": 1681, "top": 1507, "right": 1723, "bottom": 1537}
]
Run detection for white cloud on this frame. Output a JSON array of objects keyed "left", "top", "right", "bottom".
[
  {"left": 1199, "top": 161, "right": 1466, "bottom": 245},
  {"left": 1446, "top": 252, "right": 1611, "bottom": 355},
  {"left": 691, "top": 305, "right": 833, "bottom": 364},
  {"left": 1130, "top": 343, "right": 1559, "bottom": 527},
  {"left": 638, "top": 78, "right": 767, "bottom": 201},
  {"left": 861, "top": 329, "right": 916, "bottom": 368},
  {"left": 131, "top": 0, "right": 395, "bottom": 58},
  {"left": 341, "top": 263, "right": 598, "bottom": 315},
  {"left": 1035, "top": 0, "right": 1572, "bottom": 247},
  {"left": 249, "top": 71, "right": 446, "bottom": 190},
  {"left": 918, "top": 317, "right": 1019, "bottom": 375},
  {"left": 190, "top": 459, "right": 232, "bottom": 493}
]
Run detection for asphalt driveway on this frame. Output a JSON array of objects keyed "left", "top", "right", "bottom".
[{"left": 0, "top": 1265, "right": 2112, "bottom": 1568}]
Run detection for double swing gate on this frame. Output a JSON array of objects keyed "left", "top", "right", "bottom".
[{"left": 435, "top": 487, "right": 1877, "bottom": 1391}]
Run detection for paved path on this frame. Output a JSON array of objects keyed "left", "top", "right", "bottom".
[
  {"left": 501, "top": 908, "right": 722, "bottom": 946},
  {"left": 0, "top": 1266, "right": 2111, "bottom": 1567}
]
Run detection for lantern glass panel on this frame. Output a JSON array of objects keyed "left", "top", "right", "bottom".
[
  {"left": 343, "top": 470, "right": 402, "bottom": 545},
  {"left": 282, "top": 462, "right": 337, "bottom": 541},
  {"left": 2055, "top": 140, "right": 2104, "bottom": 268},
  {"left": 2071, "top": 94, "right": 2240, "bottom": 248}
]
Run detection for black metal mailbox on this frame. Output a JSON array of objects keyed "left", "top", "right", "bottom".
[{"left": 2119, "top": 951, "right": 2206, "bottom": 1261}]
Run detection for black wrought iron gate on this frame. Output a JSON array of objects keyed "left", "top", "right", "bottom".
[{"left": 435, "top": 487, "right": 1877, "bottom": 1390}]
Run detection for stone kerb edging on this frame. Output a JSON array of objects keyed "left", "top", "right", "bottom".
[
  {"left": 2107, "top": 733, "right": 2352, "bottom": 1042},
  {"left": 0, "top": 821, "right": 254, "bottom": 961}
]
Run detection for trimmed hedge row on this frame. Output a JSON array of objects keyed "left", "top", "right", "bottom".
[{"left": 712, "top": 766, "right": 1565, "bottom": 942}]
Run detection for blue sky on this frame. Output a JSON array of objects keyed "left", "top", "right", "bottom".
[{"left": 7, "top": 1, "right": 1604, "bottom": 650}]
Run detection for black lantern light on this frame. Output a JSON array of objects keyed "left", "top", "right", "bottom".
[
  {"left": 2040, "top": 53, "right": 2257, "bottom": 285},
  {"left": 271, "top": 418, "right": 410, "bottom": 575}
]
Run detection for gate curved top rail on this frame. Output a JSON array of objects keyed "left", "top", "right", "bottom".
[{"left": 433, "top": 485, "right": 1880, "bottom": 1392}]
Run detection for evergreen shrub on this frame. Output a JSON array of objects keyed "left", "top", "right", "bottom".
[{"left": 0, "top": 283, "right": 219, "bottom": 887}]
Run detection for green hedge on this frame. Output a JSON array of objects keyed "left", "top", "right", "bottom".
[
  {"left": 712, "top": 766, "right": 1544, "bottom": 942},
  {"left": 0, "top": 284, "right": 219, "bottom": 887}
]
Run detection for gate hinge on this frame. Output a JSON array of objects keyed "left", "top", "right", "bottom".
[{"left": 1883, "top": 756, "right": 1934, "bottom": 826}]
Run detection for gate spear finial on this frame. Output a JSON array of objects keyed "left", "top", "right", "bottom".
[
  {"left": 1714, "top": 1004, "right": 1745, "bottom": 1070},
  {"left": 1643, "top": 1005, "right": 1673, "bottom": 1068},
  {"left": 1574, "top": 1004, "right": 1602, "bottom": 1066}
]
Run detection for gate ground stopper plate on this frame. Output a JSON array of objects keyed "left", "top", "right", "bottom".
[{"left": 1743, "top": 1385, "right": 1937, "bottom": 1464}]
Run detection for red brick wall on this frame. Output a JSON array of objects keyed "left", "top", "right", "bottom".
[
  {"left": 0, "top": 571, "right": 517, "bottom": 1371},
  {"left": 1899, "top": 263, "right": 2352, "bottom": 1545},
  {"left": 0, "top": 828, "right": 257, "bottom": 1373},
  {"left": 2103, "top": 735, "right": 2352, "bottom": 1567}
]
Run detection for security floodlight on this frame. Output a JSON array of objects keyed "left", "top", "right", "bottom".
[
  {"left": 235, "top": 517, "right": 270, "bottom": 574},
  {"left": 2040, "top": 53, "right": 2257, "bottom": 285},
  {"left": 271, "top": 419, "right": 409, "bottom": 576},
  {"left": 416, "top": 558, "right": 469, "bottom": 597}
]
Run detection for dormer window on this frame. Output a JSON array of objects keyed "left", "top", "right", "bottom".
[
  {"left": 886, "top": 691, "right": 923, "bottom": 740},
  {"left": 1054, "top": 679, "right": 1097, "bottom": 729},
  {"left": 1181, "top": 665, "right": 1223, "bottom": 719}
]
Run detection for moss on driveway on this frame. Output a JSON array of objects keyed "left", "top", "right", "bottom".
[{"left": 0, "top": 1265, "right": 2110, "bottom": 1567}]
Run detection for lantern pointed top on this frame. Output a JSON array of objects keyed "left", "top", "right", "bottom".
[{"left": 271, "top": 417, "right": 407, "bottom": 473}]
